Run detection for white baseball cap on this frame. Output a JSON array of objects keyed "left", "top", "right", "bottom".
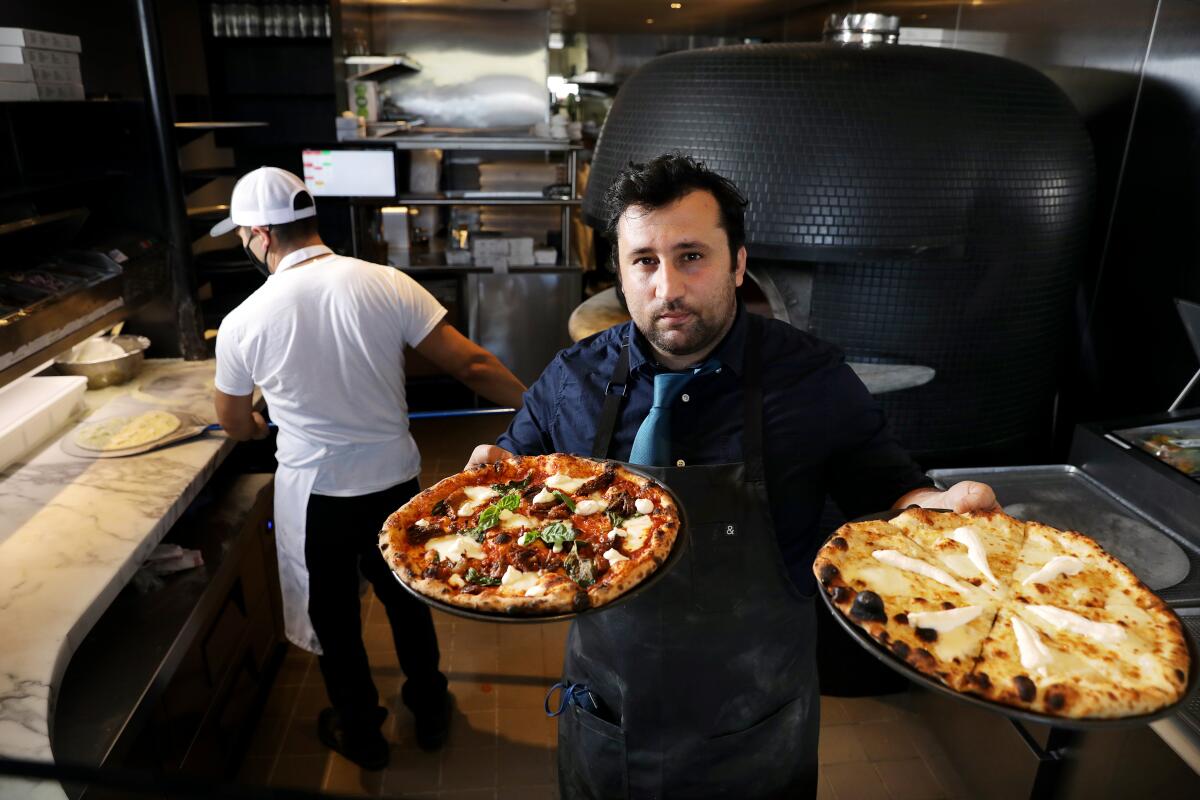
[{"left": 209, "top": 166, "right": 317, "bottom": 237}]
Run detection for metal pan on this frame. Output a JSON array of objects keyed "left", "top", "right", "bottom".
[
  {"left": 391, "top": 461, "right": 690, "bottom": 624},
  {"left": 816, "top": 509, "right": 1200, "bottom": 730}
]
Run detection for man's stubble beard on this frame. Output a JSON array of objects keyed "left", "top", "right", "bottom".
[{"left": 637, "top": 276, "right": 737, "bottom": 358}]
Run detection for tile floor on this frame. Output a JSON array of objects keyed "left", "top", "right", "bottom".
[{"left": 236, "top": 415, "right": 974, "bottom": 799}]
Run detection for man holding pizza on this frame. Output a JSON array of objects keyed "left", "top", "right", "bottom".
[{"left": 467, "top": 153, "right": 998, "bottom": 798}]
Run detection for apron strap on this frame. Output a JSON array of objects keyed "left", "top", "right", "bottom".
[
  {"left": 743, "top": 313, "right": 766, "bottom": 483},
  {"left": 591, "top": 336, "right": 632, "bottom": 459}
]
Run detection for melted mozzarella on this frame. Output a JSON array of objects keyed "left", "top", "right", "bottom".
[
  {"left": 525, "top": 583, "right": 547, "bottom": 597},
  {"left": 603, "top": 548, "right": 629, "bottom": 567},
  {"left": 448, "top": 574, "right": 466, "bottom": 588},
  {"left": 871, "top": 550, "right": 974, "bottom": 596},
  {"left": 500, "top": 565, "right": 541, "bottom": 594},
  {"left": 906, "top": 605, "right": 984, "bottom": 634},
  {"left": 499, "top": 511, "right": 537, "bottom": 531},
  {"left": 544, "top": 473, "right": 588, "bottom": 493},
  {"left": 574, "top": 499, "right": 607, "bottom": 515},
  {"left": 457, "top": 485, "right": 499, "bottom": 517},
  {"left": 634, "top": 498, "right": 655, "bottom": 515},
  {"left": 532, "top": 488, "right": 557, "bottom": 505},
  {"left": 1022, "top": 556, "right": 1084, "bottom": 586},
  {"left": 947, "top": 526, "right": 999, "bottom": 585},
  {"left": 621, "top": 515, "right": 653, "bottom": 550},
  {"left": 1011, "top": 616, "right": 1055, "bottom": 675},
  {"left": 1025, "top": 605, "right": 1127, "bottom": 644},
  {"left": 426, "top": 535, "right": 484, "bottom": 564}
]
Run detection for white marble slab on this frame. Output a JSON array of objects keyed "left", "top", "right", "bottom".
[{"left": 0, "top": 360, "right": 235, "bottom": 799}]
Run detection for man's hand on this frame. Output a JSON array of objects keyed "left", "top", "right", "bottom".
[
  {"left": 893, "top": 481, "right": 1000, "bottom": 513},
  {"left": 466, "top": 444, "right": 514, "bottom": 469}
]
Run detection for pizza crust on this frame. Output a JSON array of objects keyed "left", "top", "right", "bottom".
[{"left": 380, "top": 455, "right": 680, "bottom": 616}]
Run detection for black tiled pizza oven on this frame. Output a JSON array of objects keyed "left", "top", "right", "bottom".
[{"left": 583, "top": 40, "right": 1095, "bottom": 465}]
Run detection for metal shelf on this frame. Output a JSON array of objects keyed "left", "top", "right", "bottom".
[{"left": 365, "top": 194, "right": 580, "bottom": 207}]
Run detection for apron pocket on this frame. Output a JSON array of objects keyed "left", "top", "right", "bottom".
[
  {"left": 557, "top": 702, "right": 629, "bottom": 800},
  {"left": 666, "top": 694, "right": 817, "bottom": 798}
]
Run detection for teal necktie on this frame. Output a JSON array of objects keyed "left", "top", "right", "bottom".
[{"left": 628, "top": 361, "right": 717, "bottom": 466}]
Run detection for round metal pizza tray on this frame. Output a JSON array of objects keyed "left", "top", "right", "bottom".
[
  {"left": 816, "top": 509, "right": 1200, "bottom": 730},
  {"left": 391, "top": 462, "right": 690, "bottom": 624}
]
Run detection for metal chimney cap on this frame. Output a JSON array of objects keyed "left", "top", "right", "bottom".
[{"left": 823, "top": 13, "right": 901, "bottom": 44}]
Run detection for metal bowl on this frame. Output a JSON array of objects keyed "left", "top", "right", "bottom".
[{"left": 54, "top": 335, "right": 150, "bottom": 389}]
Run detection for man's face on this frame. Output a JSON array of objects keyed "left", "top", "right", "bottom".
[{"left": 616, "top": 189, "right": 746, "bottom": 367}]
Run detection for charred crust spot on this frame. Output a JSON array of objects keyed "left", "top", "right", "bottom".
[
  {"left": 818, "top": 563, "right": 840, "bottom": 586},
  {"left": 831, "top": 586, "right": 854, "bottom": 604},
  {"left": 968, "top": 578, "right": 982, "bottom": 587},
  {"left": 972, "top": 672, "right": 991, "bottom": 690},
  {"left": 914, "top": 649, "right": 935, "bottom": 666},
  {"left": 491, "top": 461, "right": 504, "bottom": 473},
  {"left": 495, "top": 533, "right": 512, "bottom": 544},
  {"left": 893, "top": 613, "right": 909, "bottom": 625},
  {"left": 572, "top": 591, "right": 591, "bottom": 612},
  {"left": 914, "top": 597, "right": 926, "bottom": 604},
  {"left": 891, "top": 641, "right": 910, "bottom": 659},
  {"left": 1046, "top": 691, "right": 1066, "bottom": 711},
  {"left": 850, "top": 590, "right": 887, "bottom": 623},
  {"left": 379, "top": 542, "right": 389, "bottom": 552},
  {"left": 915, "top": 627, "right": 938, "bottom": 643},
  {"left": 1014, "top": 676, "right": 1037, "bottom": 702},
  {"left": 831, "top": 536, "right": 849, "bottom": 551},
  {"left": 1176, "top": 669, "right": 1186, "bottom": 682},
  {"left": 941, "top": 601, "right": 955, "bottom": 610},
  {"left": 431, "top": 499, "right": 450, "bottom": 517}
]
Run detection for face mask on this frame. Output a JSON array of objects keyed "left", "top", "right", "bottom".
[{"left": 243, "top": 231, "right": 271, "bottom": 278}]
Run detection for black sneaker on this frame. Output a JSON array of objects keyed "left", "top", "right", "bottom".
[
  {"left": 413, "top": 692, "right": 452, "bottom": 752},
  {"left": 317, "top": 707, "right": 389, "bottom": 770}
]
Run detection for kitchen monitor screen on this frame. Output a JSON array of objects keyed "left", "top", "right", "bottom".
[{"left": 302, "top": 149, "right": 396, "bottom": 197}]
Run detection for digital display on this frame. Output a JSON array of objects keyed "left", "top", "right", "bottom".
[{"left": 301, "top": 149, "right": 396, "bottom": 197}]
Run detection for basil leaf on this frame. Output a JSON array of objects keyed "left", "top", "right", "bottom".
[
  {"left": 551, "top": 490, "right": 576, "bottom": 512},
  {"left": 606, "top": 510, "right": 627, "bottom": 528},
  {"left": 519, "top": 530, "right": 540, "bottom": 546},
  {"left": 498, "top": 491, "right": 521, "bottom": 512},
  {"left": 491, "top": 476, "right": 531, "bottom": 493},
  {"left": 465, "top": 567, "right": 501, "bottom": 586},
  {"left": 540, "top": 521, "right": 576, "bottom": 545}
]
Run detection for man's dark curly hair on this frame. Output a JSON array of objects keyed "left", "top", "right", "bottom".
[{"left": 601, "top": 153, "right": 748, "bottom": 269}]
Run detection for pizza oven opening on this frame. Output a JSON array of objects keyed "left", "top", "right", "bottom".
[{"left": 583, "top": 37, "right": 1094, "bottom": 466}]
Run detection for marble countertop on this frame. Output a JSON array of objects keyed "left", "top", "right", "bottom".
[{"left": 0, "top": 359, "right": 236, "bottom": 799}]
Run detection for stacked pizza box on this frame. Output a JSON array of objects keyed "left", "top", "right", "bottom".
[{"left": 0, "top": 28, "right": 84, "bottom": 102}]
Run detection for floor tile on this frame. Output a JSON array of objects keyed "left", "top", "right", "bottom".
[
  {"left": 382, "top": 748, "right": 442, "bottom": 794},
  {"left": 439, "top": 789, "right": 497, "bottom": 800},
  {"left": 840, "top": 695, "right": 904, "bottom": 723},
  {"left": 293, "top": 683, "right": 331, "bottom": 719},
  {"left": 816, "top": 773, "right": 836, "bottom": 800},
  {"left": 498, "top": 707, "right": 557, "bottom": 747},
  {"left": 496, "top": 743, "right": 556, "bottom": 786},
  {"left": 922, "top": 752, "right": 972, "bottom": 800},
  {"left": 281, "top": 720, "right": 329, "bottom": 756},
  {"left": 440, "top": 746, "right": 499, "bottom": 791},
  {"left": 856, "top": 719, "right": 920, "bottom": 762},
  {"left": 446, "top": 709, "right": 499, "bottom": 750},
  {"left": 497, "top": 784, "right": 557, "bottom": 800},
  {"left": 822, "top": 760, "right": 891, "bottom": 800},
  {"left": 237, "top": 755, "right": 274, "bottom": 786},
  {"left": 261, "top": 683, "right": 302, "bottom": 718},
  {"left": 497, "top": 682, "right": 551, "bottom": 711},
  {"left": 324, "top": 751, "right": 385, "bottom": 797},
  {"left": 448, "top": 678, "right": 500, "bottom": 713},
  {"left": 451, "top": 646, "right": 501, "bottom": 675},
  {"left": 873, "top": 758, "right": 946, "bottom": 800},
  {"left": 246, "top": 715, "right": 289, "bottom": 759},
  {"left": 819, "top": 696, "right": 850, "bottom": 726},
  {"left": 270, "top": 753, "right": 330, "bottom": 790},
  {"left": 817, "top": 724, "right": 867, "bottom": 765}
]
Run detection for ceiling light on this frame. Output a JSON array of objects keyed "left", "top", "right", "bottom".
[
  {"left": 670, "top": 2, "right": 683, "bottom": 8},
  {"left": 646, "top": 18, "right": 655, "bottom": 24},
  {"left": 548, "top": 31, "right": 564, "bottom": 49}
]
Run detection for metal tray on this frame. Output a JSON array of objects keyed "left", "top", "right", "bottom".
[
  {"left": 392, "top": 462, "right": 689, "bottom": 624},
  {"left": 816, "top": 509, "right": 1200, "bottom": 730}
]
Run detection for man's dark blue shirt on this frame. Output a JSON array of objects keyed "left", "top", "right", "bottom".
[{"left": 497, "top": 304, "right": 932, "bottom": 593}]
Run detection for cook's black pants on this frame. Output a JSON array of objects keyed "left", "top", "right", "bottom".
[{"left": 304, "top": 478, "right": 448, "bottom": 731}]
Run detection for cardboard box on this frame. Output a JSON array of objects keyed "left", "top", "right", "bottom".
[
  {"left": 32, "top": 63, "right": 81, "bottom": 84},
  {"left": 0, "top": 63, "right": 33, "bottom": 82},
  {"left": 0, "top": 27, "right": 82, "bottom": 53},
  {"left": 35, "top": 82, "right": 85, "bottom": 101},
  {"left": 0, "top": 80, "right": 38, "bottom": 101},
  {"left": 0, "top": 46, "right": 81, "bottom": 68}
]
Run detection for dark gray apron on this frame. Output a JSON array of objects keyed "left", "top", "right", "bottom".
[{"left": 557, "top": 314, "right": 820, "bottom": 800}]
